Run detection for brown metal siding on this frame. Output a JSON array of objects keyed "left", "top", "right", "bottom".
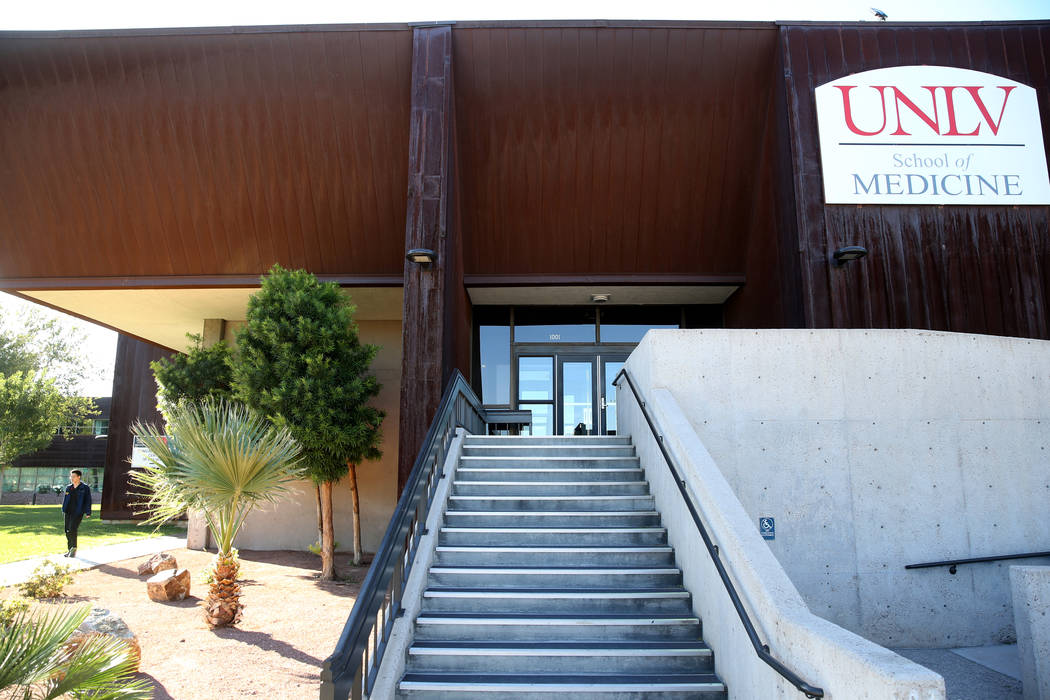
[
  {"left": 453, "top": 26, "right": 779, "bottom": 277},
  {"left": 0, "top": 29, "right": 413, "bottom": 281},
  {"left": 781, "top": 23, "right": 1050, "bottom": 338},
  {"left": 100, "top": 334, "right": 168, "bottom": 519}
]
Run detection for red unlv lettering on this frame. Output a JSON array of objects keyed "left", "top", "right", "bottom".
[{"left": 835, "top": 84, "right": 1016, "bottom": 137}]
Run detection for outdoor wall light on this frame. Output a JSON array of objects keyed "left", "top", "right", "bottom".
[
  {"left": 405, "top": 248, "right": 437, "bottom": 266},
  {"left": 590, "top": 294, "right": 610, "bottom": 304},
  {"left": 832, "top": 246, "right": 869, "bottom": 266}
]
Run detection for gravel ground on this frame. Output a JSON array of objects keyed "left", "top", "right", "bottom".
[{"left": 3, "top": 548, "right": 367, "bottom": 699}]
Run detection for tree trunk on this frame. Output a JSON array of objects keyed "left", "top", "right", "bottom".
[
  {"left": 348, "top": 461, "right": 362, "bottom": 566},
  {"left": 314, "top": 483, "right": 323, "bottom": 552},
  {"left": 319, "top": 480, "right": 335, "bottom": 580}
]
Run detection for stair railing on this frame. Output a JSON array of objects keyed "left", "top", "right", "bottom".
[
  {"left": 906, "top": 550, "right": 1050, "bottom": 574},
  {"left": 614, "top": 368, "right": 825, "bottom": 699},
  {"left": 320, "top": 370, "right": 487, "bottom": 700}
]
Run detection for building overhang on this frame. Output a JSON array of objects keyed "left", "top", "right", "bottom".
[{"left": 13, "top": 283, "right": 404, "bottom": 352}]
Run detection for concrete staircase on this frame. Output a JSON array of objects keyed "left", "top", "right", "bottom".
[{"left": 396, "top": 435, "right": 727, "bottom": 699}]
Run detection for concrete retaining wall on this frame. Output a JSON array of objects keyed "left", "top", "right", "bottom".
[
  {"left": 619, "top": 386, "right": 944, "bottom": 699},
  {"left": 624, "top": 329, "right": 1050, "bottom": 648},
  {"left": 1011, "top": 566, "right": 1050, "bottom": 700}
]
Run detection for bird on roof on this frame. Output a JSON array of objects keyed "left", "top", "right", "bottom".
[{"left": 871, "top": 7, "right": 889, "bottom": 20}]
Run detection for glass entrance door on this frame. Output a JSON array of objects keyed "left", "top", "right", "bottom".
[
  {"left": 600, "top": 356, "right": 627, "bottom": 435},
  {"left": 558, "top": 356, "right": 596, "bottom": 435},
  {"left": 515, "top": 351, "right": 627, "bottom": 435}
]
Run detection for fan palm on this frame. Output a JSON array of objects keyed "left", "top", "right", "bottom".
[
  {"left": 131, "top": 399, "right": 303, "bottom": 628},
  {"left": 0, "top": 603, "right": 151, "bottom": 699}
]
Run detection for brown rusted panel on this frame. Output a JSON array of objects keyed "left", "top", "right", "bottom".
[
  {"left": 453, "top": 26, "right": 780, "bottom": 278},
  {"left": 781, "top": 23, "right": 1050, "bottom": 339},
  {"left": 101, "top": 335, "right": 168, "bottom": 520},
  {"left": 0, "top": 29, "right": 412, "bottom": 283}
]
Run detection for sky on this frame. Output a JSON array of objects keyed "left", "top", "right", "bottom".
[
  {"left": 1, "top": 0, "right": 1047, "bottom": 30},
  {"left": 0, "top": 293, "right": 117, "bottom": 398}
]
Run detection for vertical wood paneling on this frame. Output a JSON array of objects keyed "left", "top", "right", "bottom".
[
  {"left": 100, "top": 335, "right": 168, "bottom": 519},
  {"left": 782, "top": 23, "right": 1050, "bottom": 339},
  {"left": 453, "top": 26, "right": 779, "bottom": 277},
  {"left": 0, "top": 29, "right": 412, "bottom": 281}
]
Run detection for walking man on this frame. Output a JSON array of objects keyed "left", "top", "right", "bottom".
[{"left": 62, "top": 470, "right": 91, "bottom": 557}]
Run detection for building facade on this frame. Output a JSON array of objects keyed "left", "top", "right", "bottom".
[{"left": 0, "top": 19, "right": 1047, "bottom": 542}]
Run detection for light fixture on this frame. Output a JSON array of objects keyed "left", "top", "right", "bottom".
[
  {"left": 590, "top": 294, "right": 610, "bottom": 304},
  {"left": 405, "top": 248, "right": 437, "bottom": 266},
  {"left": 832, "top": 246, "right": 868, "bottom": 266}
]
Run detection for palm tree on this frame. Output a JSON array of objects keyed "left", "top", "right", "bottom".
[
  {"left": 131, "top": 399, "right": 303, "bottom": 628},
  {"left": 0, "top": 603, "right": 151, "bottom": 699}
]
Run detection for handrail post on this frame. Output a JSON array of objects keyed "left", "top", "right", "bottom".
[{"left": 614, "top": 367, "right": 824, "bottom": 699}]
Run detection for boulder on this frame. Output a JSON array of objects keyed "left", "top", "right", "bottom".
[
  {"left": 65, "top": 608, "right": 140, "bottom": 672},
  {"left": 147, "top": 568, "right": 191, "bottom": 602},
  {"left": 137, "top": 552, "right": 177, "bottom": 576}
]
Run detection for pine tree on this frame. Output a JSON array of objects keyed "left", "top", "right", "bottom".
[{"left": 232, "top": 265, "right": 384, "bottom": 578}]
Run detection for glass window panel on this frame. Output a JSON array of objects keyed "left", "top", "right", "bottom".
[
  {"left": 479, "top": 326, "right": 511, "bottom": 405},
  {"left": 562, "top": 361, "right": 594, "bottom": 435},
  {"left": 598, "top": 324, "right": 678, "bottom": 343},
  {"left": 604, "top": 360, "right": 625, "bottom": 433},
  {"left": 518, "top": 357, "right": 554, "bottom": 401},
  {"left": 598, "top": 306, "right": 680, "bottom": 343},
  {"left": 514, "top": 307, "right": 596, "bottom": 343},
  {"left": 519, "top": 404, "right": 554, "bottom": 436},
  {"left": 19, "top": 468, "right": 37, "bottom": 492}
]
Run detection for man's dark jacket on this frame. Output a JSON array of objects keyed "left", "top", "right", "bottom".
[{"left": 62, "top": 483, "right": 92, "bottom": 516}]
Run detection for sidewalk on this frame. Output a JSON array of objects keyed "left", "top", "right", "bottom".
[{"left": 0, "top": 535, "right": 187, "bottom": 587}]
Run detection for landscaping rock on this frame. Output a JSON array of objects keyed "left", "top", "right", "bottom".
[
  {"left": 137, "top": 553, "right": 177, "bottom": 576},
  {"left": 65, "top": 608, "right": 141, "bottom": 672},
  {"left": 147, "top": 568, "right": 191, "bottom": 602}
]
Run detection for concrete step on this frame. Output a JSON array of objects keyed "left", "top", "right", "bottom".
[
  {"left": 406, "top": 640, "right": 714, "bottom": 674},
  {"left": 456, "top": 467, "right": 646, "bottom": 482},
  {"left": 459, "top": 456, "right": 642, "bottom": 469},
  {"left": 462, "top": 445, "right": 637, "bottom": 457},
  {"left": 439, "top": 526, "right": 668, "bottom": 546},
  {"left": 427, "top": 566, "right": 683, "bottom": 588},
  {"left": 413, "top": 613, "right": 702, "bottom": 642},
  {"left": 448, "top": 495, "right": 656, "bottom": 512},
  {"left": 433, "top": 545, "right": 675, "bottom": 567},
  {"left": 397, "top": 673, "right": 725, "bottom": 699},
  {"left": 421, "top": 587, "right": 692, "bottom": 614},
  {"left": 453, "top": 481, "right": 651, "bottom": 497},
  {"left": 464, "top": 436, "right": 633, "bottom": 446},
  {"left": 443, "top": 511, "right": 663, "bottom": 528}
]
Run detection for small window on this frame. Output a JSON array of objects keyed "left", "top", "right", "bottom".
[{"left": 513, "top": 307, "right": 596, "bottom": 343}]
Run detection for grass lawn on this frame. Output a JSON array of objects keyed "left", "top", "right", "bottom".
[{"left": 0, "top": 505, "right": 182, "bottom": 564}]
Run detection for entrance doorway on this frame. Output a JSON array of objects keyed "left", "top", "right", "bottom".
[{"left": 516, "top": 351, "right": 627, "bottom": 435}]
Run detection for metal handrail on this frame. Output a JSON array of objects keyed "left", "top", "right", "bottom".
[
  {"left": 320, "top": 370, "right": 487, "bottom": 700},
  {"left": 613, "top": 368, "right": 825, "bottom": 699},
  {"left": 906, "top": 551, "right": 1050, "bottom": 574}
]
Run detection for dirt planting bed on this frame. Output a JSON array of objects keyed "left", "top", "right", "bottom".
[{"left": 2, "top": 548, "right": 367, "bottom": 699}]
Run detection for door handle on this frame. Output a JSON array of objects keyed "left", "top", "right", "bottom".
[{"left": 600, "top": 397, "right": 607, "bottom": 410}]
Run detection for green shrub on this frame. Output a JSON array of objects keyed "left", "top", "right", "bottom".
[
  {"left": 0, "top": 597, "right": 31, "bottom": 627},
  {"left": 307, "top": 541, "right": 339, "bottom": 556},
  {"left": 16, "top": 560, "right": 76, "bottom": 598}
]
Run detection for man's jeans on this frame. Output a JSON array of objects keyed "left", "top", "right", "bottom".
[{"left": 64, "top": 512, "right": 84, "bottom": 550}]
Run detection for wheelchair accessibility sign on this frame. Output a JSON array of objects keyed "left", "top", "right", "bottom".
[{"left": 759, "top": 517, "right": 775, "bottom": 540}]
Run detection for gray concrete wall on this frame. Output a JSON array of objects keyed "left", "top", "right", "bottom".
[
  {"left": 625, "top": 329, "right": 1050, "bottom": 648},
  {"left": 1011, "top": 566, "right": 1050, "bottom": 700}
]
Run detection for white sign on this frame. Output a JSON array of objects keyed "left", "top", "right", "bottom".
[
  {"left": 815, "top": 66, "right": 1050, "bottom": 205},
  {"left": 131, "top": 435, "right": 167, "bottom": 470}
]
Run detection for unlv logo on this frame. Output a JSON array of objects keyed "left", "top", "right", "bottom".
[
  {"left": 835, "top": 84, "right": 1016, "bottom": 137},
  {"left": 814, "top": 66, "right": 1050, "bottom": 205}
]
